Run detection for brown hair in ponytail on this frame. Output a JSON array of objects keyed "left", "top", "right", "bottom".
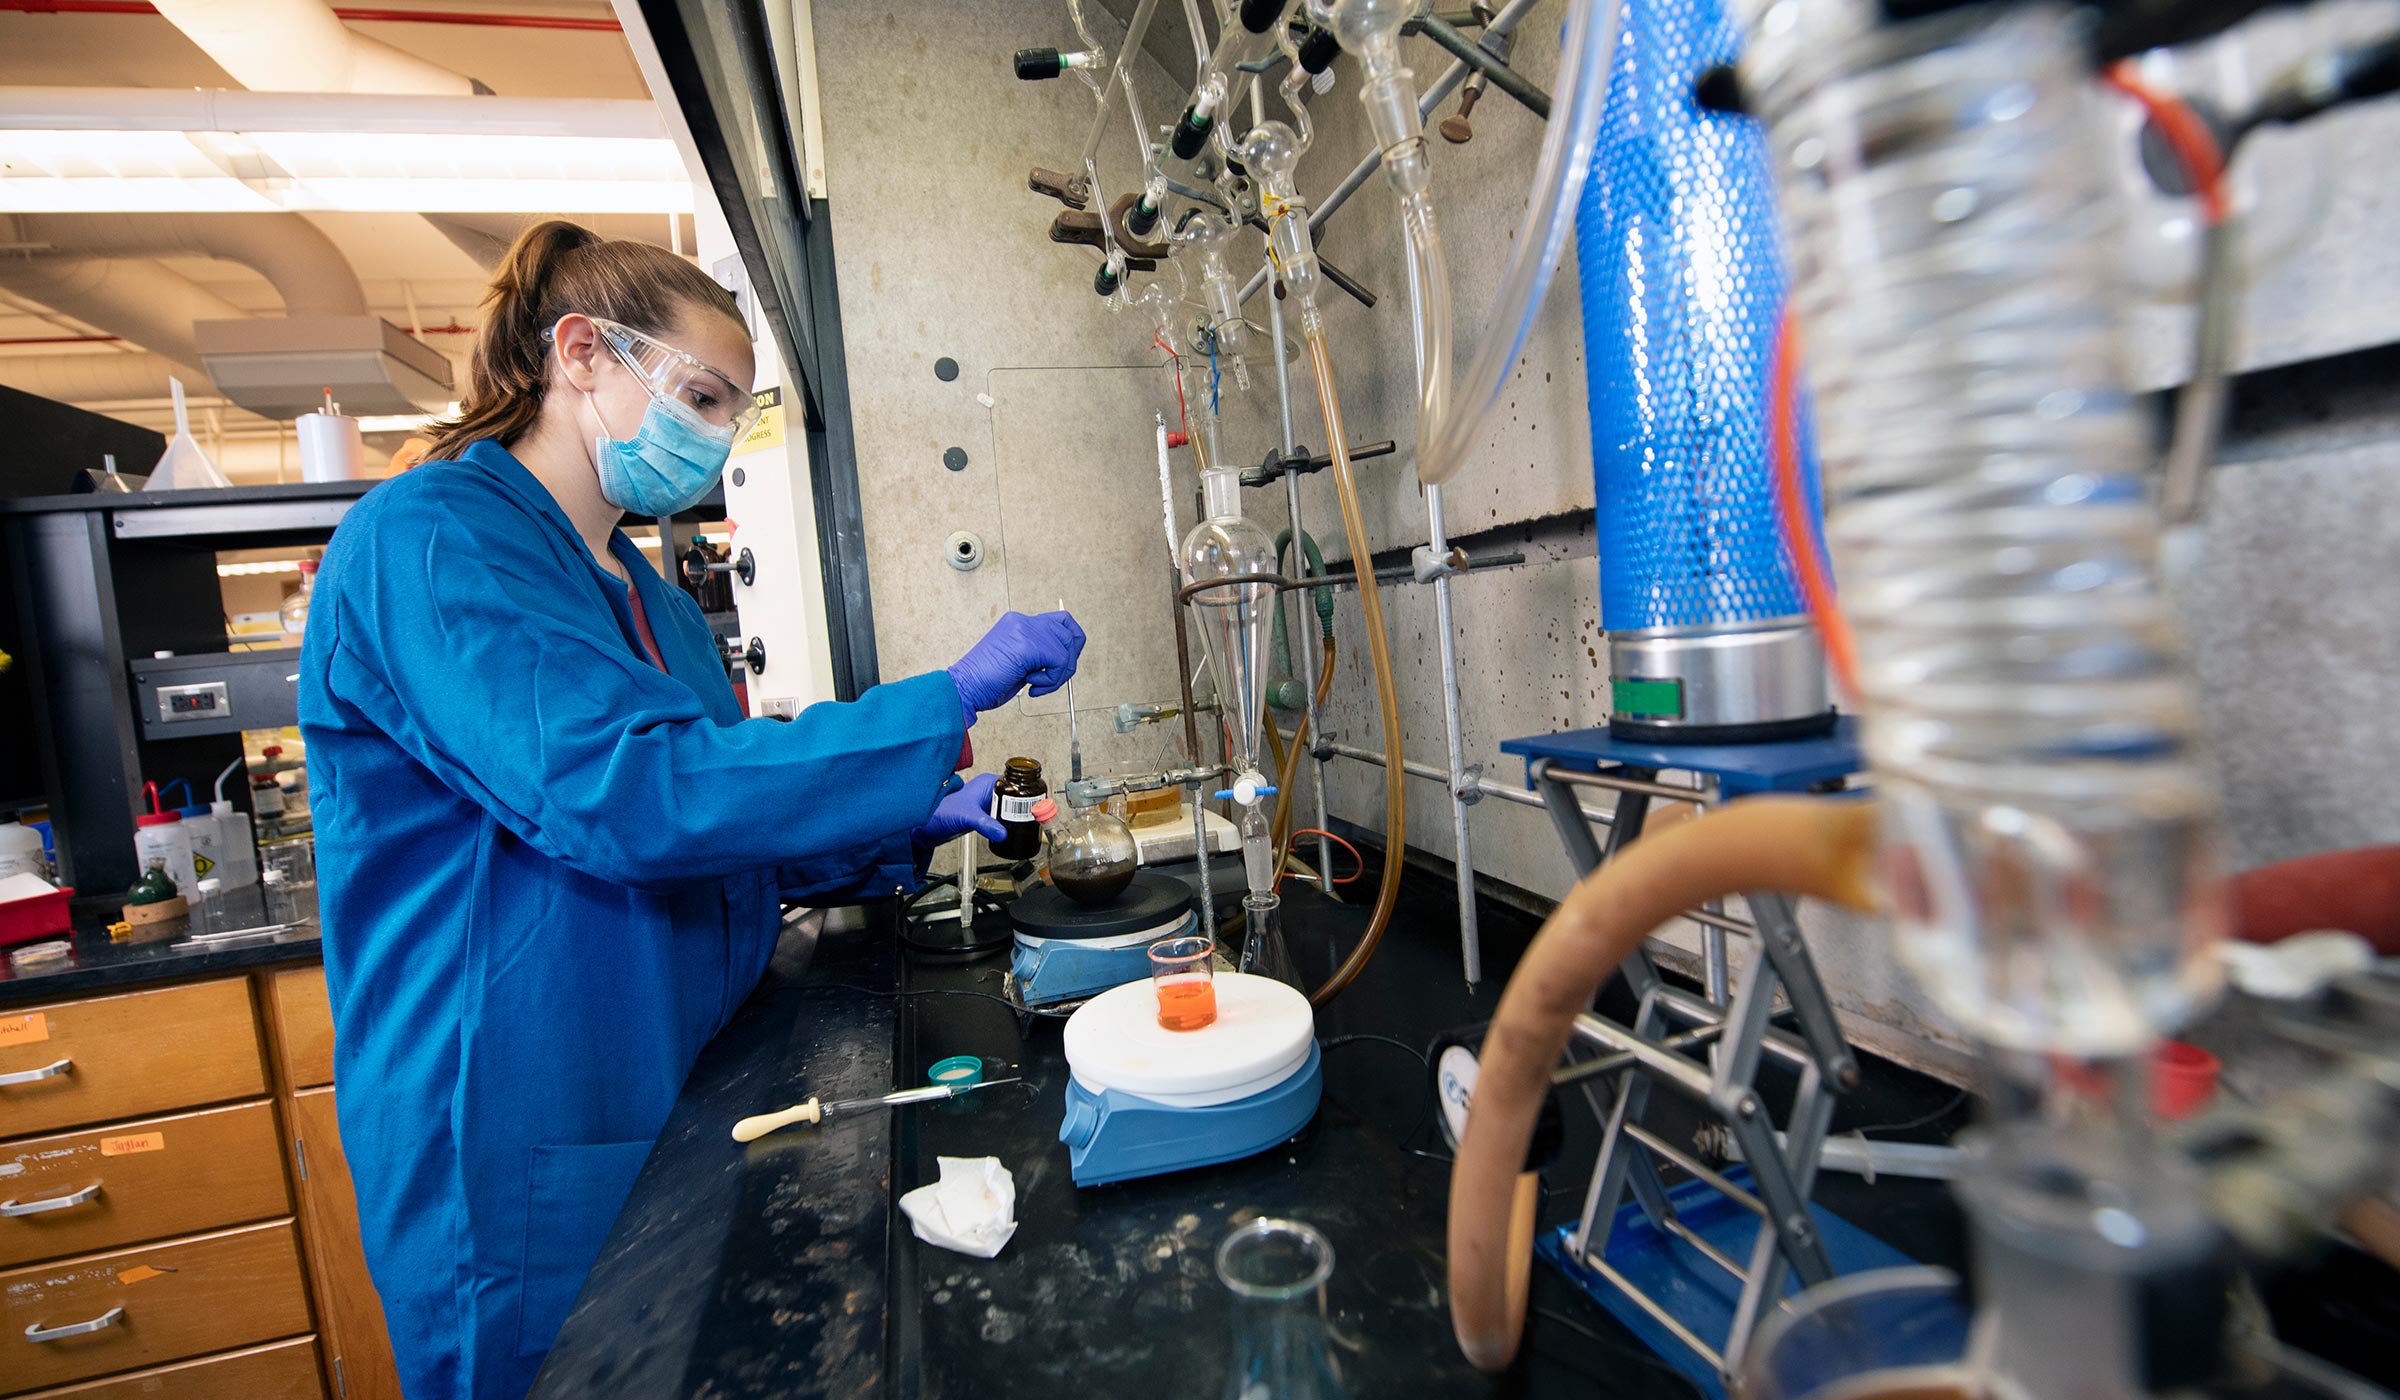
[{"left": 420, "top": 220, "right": 744, "bottom": 462}]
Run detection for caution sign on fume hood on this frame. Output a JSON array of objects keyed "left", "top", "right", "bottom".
[{"left": 734, "top": 385, "right": 785, "bottom": 457}]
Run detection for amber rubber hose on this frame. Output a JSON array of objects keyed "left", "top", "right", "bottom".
[
  {"left": 1269, "top": 637, "right": 1338, "bottom": 878},
  {"left": 1303, "top": 330, "right": 1406, "bottom": 1006},
  {"left": 1446, "top": 798, "right": 1880, "bottom": 1370}
]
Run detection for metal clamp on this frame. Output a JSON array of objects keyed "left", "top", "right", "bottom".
[
  {"left": 0, "top": 1058, "right": 70, "bottom": 1088},
  {"left": 1413, "top": 542, "right": 1468, "bottom": 583},
  {"left": 25, "top": 1306, "right": 123, "bottom": 1343},
  {"left": 1, "top": 1183, "right": 101, "bottom": 1217},
  {"left": 1455, "top": 762, "right": 1486, "bottom": 805}
]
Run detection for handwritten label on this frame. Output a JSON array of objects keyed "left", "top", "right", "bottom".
[
  {"left": 99, "top": 1132, "right": 164, "bottom": 1158},
  {"left": 0, "top": 1012, "right": 48, "bottom": 1047},
  {"left": 115, "top": 1265, "right": 166, "bottom": 1286}
]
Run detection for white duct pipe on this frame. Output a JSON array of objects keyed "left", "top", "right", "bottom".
[
  {"left": 0, "top": 257, "right": 236, "bottom": 375},
  {"left": 0, "top": 350, "right": 195, "bottom": 405},
  {"left": 152, "top": 0, "right": 477, "bottom": 95},
  {"left": 0, "top": 86, "right": 666, "bottom": 138},
  {"left": 7, "top": 214, "right": 367, "bottom": 317}
]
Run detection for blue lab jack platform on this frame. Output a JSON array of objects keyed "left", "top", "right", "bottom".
[
  {"left": 1501, "top": 716, "right": 1863, "bottom": 800},
  {"left": 1534, "top": 1167, "right": 1917, "bottom": 1399}
]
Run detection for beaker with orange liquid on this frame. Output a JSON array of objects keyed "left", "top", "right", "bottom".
[{"left": 1149, "top": 935, "right": 1217, "bottom": 1031}]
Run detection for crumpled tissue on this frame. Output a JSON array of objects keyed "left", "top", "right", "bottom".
[{"left": 899, "top": 1156, "right": 1018, "bottom": 1259}]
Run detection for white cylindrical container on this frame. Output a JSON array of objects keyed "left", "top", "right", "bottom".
[
  {"left": 133, "top": 812, "right": 199, "bottom": 899},
  {"left": 297, "top": 412, "right": 365, "bottom": 482},
  {"left": 0, "top": 820, "right": 42, "bottom": 881}
]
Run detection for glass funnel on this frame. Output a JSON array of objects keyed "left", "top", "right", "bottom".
[
  {"left": 1044, "top": 804, "right": 1138, "bottom": 907},
  {"left": 1182, "top": 472, "right": 1277, "bottom": 774}
]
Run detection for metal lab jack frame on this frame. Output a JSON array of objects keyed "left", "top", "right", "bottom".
[{"left": 1500, "top": 721, "right": 1904, "bottom": 1395}]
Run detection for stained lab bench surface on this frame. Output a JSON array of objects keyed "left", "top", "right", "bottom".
[{"left": 529, "top": 858, "right": 1986, "bottom": 1399}]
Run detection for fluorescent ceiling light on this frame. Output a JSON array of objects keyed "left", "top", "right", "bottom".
[
  {"left": 0, "top": 128, "right": 689, "bottom": 214},
  {"left": 354, "top": 404, "right": 459, "bottom": 434}
]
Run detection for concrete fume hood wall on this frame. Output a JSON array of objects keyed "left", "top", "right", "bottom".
[{"left": 806, "top": 2, "right": 2400, "bottom": 1079}]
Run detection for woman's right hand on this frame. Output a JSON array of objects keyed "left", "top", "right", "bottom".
[{"left": 946, "top": 610, "right": 1086, "bottom": 722}]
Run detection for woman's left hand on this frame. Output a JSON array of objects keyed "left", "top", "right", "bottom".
[{"left": 913, "top": 772, "right": 1007, "bottom": 850}]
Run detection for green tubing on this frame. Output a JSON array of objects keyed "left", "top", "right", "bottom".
[{"left": 1269, "top": 528, "right": 1335, "bottom": 712}]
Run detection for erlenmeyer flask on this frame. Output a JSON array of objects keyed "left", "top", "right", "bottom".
[
  {"left": 1239, "top": 892, "right": 1302, "bottom": 992},
  {"left": 1218, "top": 1218, "right": 1345, "bottom": 1400}
]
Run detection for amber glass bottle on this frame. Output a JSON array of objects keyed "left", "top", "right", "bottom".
[{"left": 990, "top": 757, "right": 1048, "bottom": 861}]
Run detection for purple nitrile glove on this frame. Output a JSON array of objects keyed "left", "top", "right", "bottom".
[
  {"left": 945, "top": 609, "right": 1087, "bottom": 723},
  {"left": 913, "top": 772, "right": 1006, "bottom": 852}
]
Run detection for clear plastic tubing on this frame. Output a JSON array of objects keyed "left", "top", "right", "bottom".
[
  {"left": 1739, "top": 0, "right": 2226, "bottom": 1056},
  {"left": 1326, "top": 0, "right": 1622, "bottom": 487}
]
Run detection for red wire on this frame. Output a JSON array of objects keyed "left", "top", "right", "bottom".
[
  {"left": 1154, "top": 330, "right": 1190, "bottom": 439},
  {"left": 1283, "top": 828, "right": 1364, "bottom": 886},
  {"left": 1768, "top": 306, "right": 1862, "bottom": 703},
  {"left": 2102, "top": 62, "right": 2230, "bottom": 226}
]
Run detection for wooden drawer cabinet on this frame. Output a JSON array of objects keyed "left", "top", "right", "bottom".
[
  {"left": 0, "top": 1220, "right": 313, "bottom": 1394},
  {"left": 16, "top": 1336, "right": 323, "bottom": 1400},
  {"left": 0, "top": 1103, "right": 290, "bottom": 1268},
  {"left": 290, "top": 1089, "right": 399, "bottom": 1400},
  {"left": 0, "top": 982, "right": 265, "bottom": 1138},
  {"left": 270, "top": 970, "right": 334, "bottom": 1091}
]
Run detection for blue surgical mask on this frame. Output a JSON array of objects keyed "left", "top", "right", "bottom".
[{"left": 585, "top": 388, "right": 736, "bottom": 517}]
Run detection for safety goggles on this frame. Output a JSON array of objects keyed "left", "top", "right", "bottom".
[{"left": 579, "top": 315, "right": 761, "bottom": 440}]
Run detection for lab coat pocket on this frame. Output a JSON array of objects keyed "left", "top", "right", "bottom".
[{"left": 515, "top": 1138, "right": 653, "bottom": 1359}]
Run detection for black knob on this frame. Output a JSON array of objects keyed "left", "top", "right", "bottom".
[
  {"left": 1014, "top": 47, "right": 1063, "bottom": 80},
  {"left": 1125, "top": 194, "right": 1160, "bottom": 237},
  {"left": 1171, "top": 107, "right": 1213, "bottom": 159},
  {"left": 722, "top": 636, "right": 766, "bottom": 675},
  {"left": 1094, "top": 261, "right": 1122, "bottom": 297},
  {"left": 1240, "top": 0, "right": 1285, "bottom": 35},
  {"left": 1693, "top": 63, "right": 1746, "bottom": 114},
  {"left": 1297, "top": 26, "right": 1340, "bottom": 75}
]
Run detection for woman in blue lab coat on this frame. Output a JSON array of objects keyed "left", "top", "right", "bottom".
[{"left": 297, "top": 221, "right": 1081, "bottom": 1400}]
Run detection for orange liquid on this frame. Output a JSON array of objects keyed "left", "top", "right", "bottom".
[{"left": 1156, "top": 978, "right": 1217, "bottom": 1031}]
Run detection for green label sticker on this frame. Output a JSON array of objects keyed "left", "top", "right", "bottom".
[{"left": 1612, "top": 677, "right": 1684, "bottom": 719}]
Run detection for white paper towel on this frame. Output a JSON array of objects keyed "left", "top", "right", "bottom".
[{"left": 899, "top": 1156, "right": 1018, "bottom": 1258}]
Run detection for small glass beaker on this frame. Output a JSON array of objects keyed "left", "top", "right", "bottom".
[
  {"left": 1150, "top": 934, "right": 1217, "bottom": 1031},
  {"left": 263, "top": 839, "right": 315, "bottom": 889},
  {"left": 1218, "top": 1217, "right": 1345, "bottom": 1400},
  {"left": 195, "top": 877, "right": 225, "bottom": 933},
  {"left": 1741, "top": 1267, "right": 1974, "bottom": 1400}
]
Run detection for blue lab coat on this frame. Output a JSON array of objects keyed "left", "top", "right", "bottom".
[{"left": 298, "top": 440, "right": 964, "bottom": 1400}]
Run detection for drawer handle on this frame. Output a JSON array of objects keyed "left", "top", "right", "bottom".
[
  {"left": 0, "top": 1058, "right": 71, "bottom": 1088},
  {"left": 1, "top": 1183, "right": 102, "bottom": 1217},
  {"left": 25, "top": 1306, "right": 123, "bottom": 1343}
]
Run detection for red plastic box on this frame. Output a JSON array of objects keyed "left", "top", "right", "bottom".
[{"left": 0, "top": 885, "right": 74, "bottom": 949}]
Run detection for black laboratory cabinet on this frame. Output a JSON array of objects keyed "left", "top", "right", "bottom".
[{"left": 1, "top": 480, "right": 371, "bottom": 897}]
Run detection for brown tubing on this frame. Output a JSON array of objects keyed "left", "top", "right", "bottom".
[
  {"left": 1446, "top": 798, "right": 1881, "bottom": 1371},
  {"left": 1303, "top": 329, "right": 1406, "bottom": 1006},
  {"left": 1269, "top": 636, "right": 1338, "bottom": 878}
]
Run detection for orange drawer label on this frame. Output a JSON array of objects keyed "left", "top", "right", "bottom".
[
  {"left": 115, "top": 1264, "right": 167, "bottom": 1285},
  {"left": 99, "top": 1132, "right": 165, "bottom": 1157},
  {"left": 0, "top": 1011, "right": 48, "bottom": 1046}
]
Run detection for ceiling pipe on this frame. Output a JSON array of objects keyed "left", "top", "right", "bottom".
[
  {"left": 0, "top": 349, "right": 194, "bottom": 405},
  {"left": 0, "top": 257, "right": 231, "bottom": 376},
  {"left": 0, "top": 85, "right": 669, "bottom": 138},
  {"left": 6, "top": 214, "right": 368, "bottom": 317},
  {"left": 6, "top": 214, "right": 369, "bottom": 317},
  {"left": 149, "top": 0, "right": 481, "bottom": 94},
  {"left": 0, "top": 1, "right": 621, "bottom": 31}
]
